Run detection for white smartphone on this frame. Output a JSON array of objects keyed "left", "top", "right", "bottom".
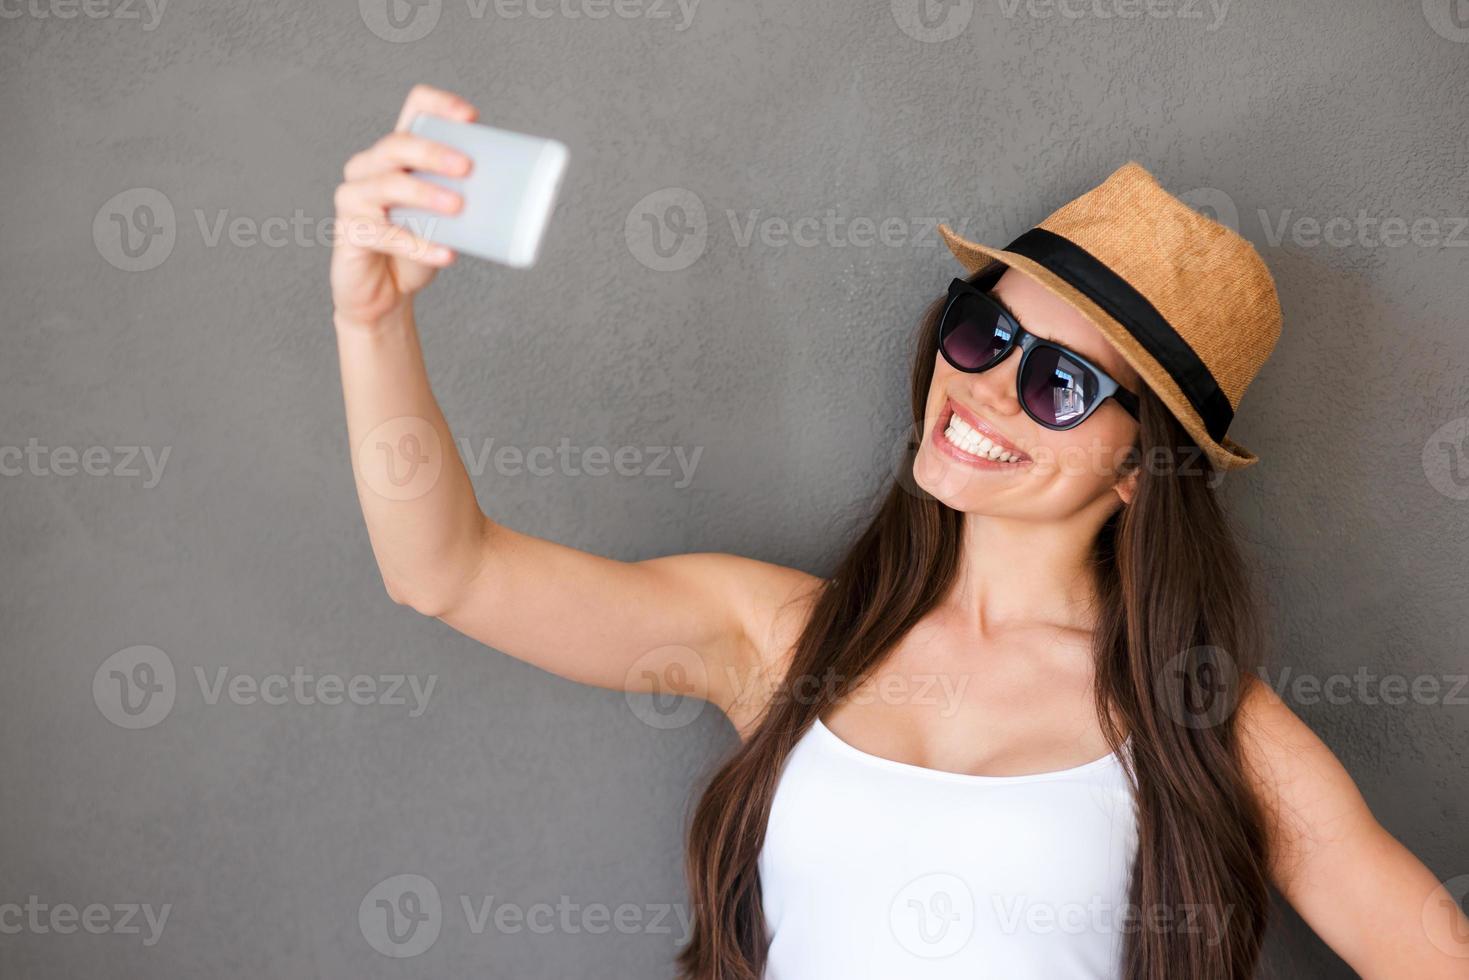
[{"left": 388, "top": 114, "right": 568, "bottom": 269}]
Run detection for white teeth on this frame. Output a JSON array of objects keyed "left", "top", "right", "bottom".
[{"left": 943, "top": 413, "right": 1022, "bottom": 463}]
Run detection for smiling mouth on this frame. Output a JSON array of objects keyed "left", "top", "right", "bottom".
[{"left": 934, "top": 400, "right": 1029, "bottom": 466}]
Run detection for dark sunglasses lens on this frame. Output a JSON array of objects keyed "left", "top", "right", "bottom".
[
  {"left": 1021, "top": 346, "right": 1102, "bottom": 428},
  {"left": 940, "top": 294, "right": 1011, "bottom": 370}
]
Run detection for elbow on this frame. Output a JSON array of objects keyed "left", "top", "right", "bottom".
[
  {"left": 381, "top": 576, "right": 459, "bottom": 619},
  {"left": 378, "top": 520, "right": 493, "bottom": 619}
]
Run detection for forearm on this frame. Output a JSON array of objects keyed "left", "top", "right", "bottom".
[{"left": 334, "top": 304, "right": 488, "bottom": 613}]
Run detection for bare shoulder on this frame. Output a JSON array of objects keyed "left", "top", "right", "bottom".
[{"left": 1234, "top": 675, "right": 1377, "bottom": 882}]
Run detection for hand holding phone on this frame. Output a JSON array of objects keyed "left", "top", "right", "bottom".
[{"left": 388, "top": 114, "right": 569, "bottom": 269}]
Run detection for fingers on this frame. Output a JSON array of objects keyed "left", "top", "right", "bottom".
[
  {"left": 338, "top": 218, "right": 456, "bottom": 268},
  {"left": 394, "top": 83, "right": 478, "bottom": 133},
  {"left": 336, "top": 172, "right": 463, "bottom": 218},
  {"left": 329, "top": 84, "right": 477, "bottom": 270},
  {"left": 343, "top": 131, "right": 473, "bottom": 182},
  {"left": 332, "top": 172, "right": 461, "bottom": 267}
]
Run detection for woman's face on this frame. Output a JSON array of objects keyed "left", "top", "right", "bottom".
[{"left": 913, "top": 268, "right": 1144, "bottom": 517}]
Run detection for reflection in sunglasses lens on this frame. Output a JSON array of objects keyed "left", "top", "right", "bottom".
[
  {"left": 941, "top": 295, "right": 1007, "bottom": 370},
  {"left": 1022, "top": 346, "right": 1095, "bottom": 427}
]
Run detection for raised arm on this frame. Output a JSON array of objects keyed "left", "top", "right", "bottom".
[{"left": 329, "top": 85, "right": 818, "bottom": 731}]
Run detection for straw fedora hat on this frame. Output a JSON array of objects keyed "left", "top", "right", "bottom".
[{"left": 938, "top": 160, "right": 1282, "bottom": 472}]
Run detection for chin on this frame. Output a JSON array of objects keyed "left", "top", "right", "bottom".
[
  {"left": 906, "top": 412, "right": 1033, "bottom": 508},
  {"left": 910, "top": 441, "right": 994, "bottom": 511}
]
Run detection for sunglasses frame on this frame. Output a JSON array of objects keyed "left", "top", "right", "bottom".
[{"left": 938, "top": 275, "right": 1141, "bottom": 431}]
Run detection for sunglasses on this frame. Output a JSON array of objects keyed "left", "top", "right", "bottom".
[{"left": 938, "top": 275, "right": 1140, "bottom": 431}]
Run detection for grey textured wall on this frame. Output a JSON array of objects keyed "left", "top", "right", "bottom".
[{"left": 2, "top": 1, "right": 1466, "bottom": 977}]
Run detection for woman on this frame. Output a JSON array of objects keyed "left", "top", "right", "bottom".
[{"left": 330, "top": 85, "right": 1469, "bottom": 979}]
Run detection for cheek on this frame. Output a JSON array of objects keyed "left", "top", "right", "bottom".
[
  {"left": 929, "top": 350, "right": 954, "bottom": 385},
  {"left": 923, "top": 353, "right": 954, "bottom": 414},
  {"left": 1092, "top": 406, "right": 1139, "bottom": 458},
  {"left": 1032, "top": 412, "right": 1137, "bottom": 478}
]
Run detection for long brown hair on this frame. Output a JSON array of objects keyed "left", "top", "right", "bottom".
[{"left": 677, "top": 285, "right": 1274, "bottom": 980}]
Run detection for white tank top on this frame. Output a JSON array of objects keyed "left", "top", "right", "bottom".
[{"left": 758, "top": 717, "right": 1139, "bottom": 980}]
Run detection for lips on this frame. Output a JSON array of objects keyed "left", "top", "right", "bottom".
[{"left": 932, "top": 398, "right": 1031, "bottom": 467}]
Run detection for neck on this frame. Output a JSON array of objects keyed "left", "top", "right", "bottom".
[{"left": 947, "top": 496, "right": 1119, "bottom": 637}]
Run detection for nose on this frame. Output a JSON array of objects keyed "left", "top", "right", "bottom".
[{"left": 959, "top": 348, "right": 1025, "bottom": 421}]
